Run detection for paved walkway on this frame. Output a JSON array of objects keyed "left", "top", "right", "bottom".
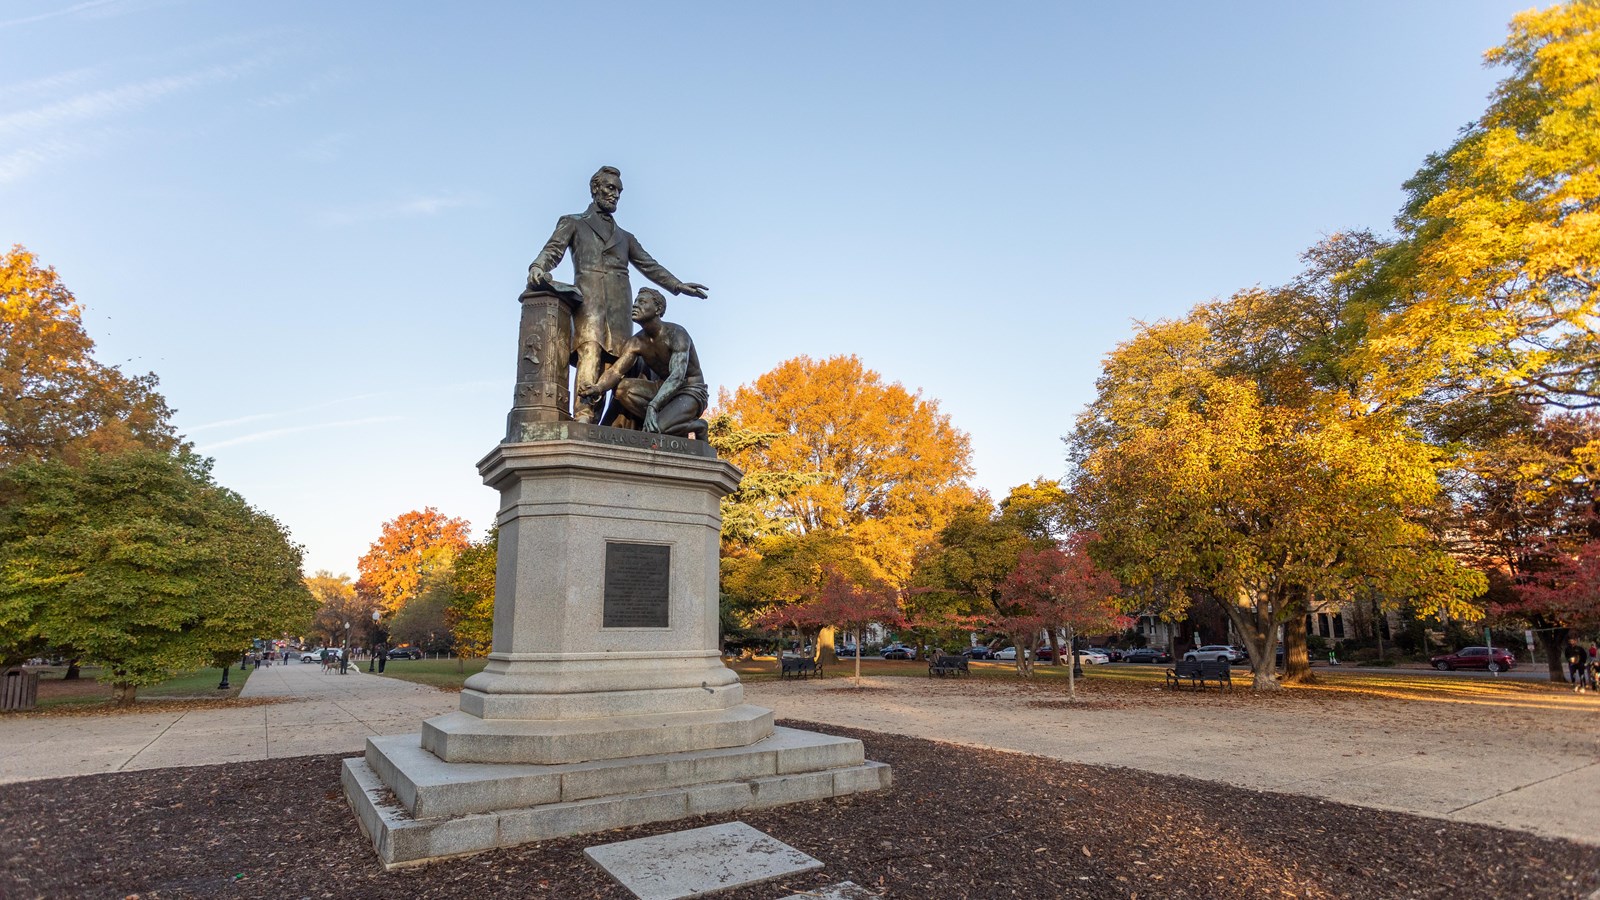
[{"left": 0, "top": 661, "right": 458, "bottom": 783}]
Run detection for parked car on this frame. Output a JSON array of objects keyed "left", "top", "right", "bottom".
[
  {"left": 1184, "top": 645, "right": 1248, "bottom": 665},
  {"left": 880, "top": 643, "right": 917, "bottom": 660},
  {"left": 387, "top": 647, "right": 423, "bottom": 660},
  {"left": 1078, "top": 649, "right": 1110, "bottom": 665},
  {"left": 1034, "top": 646, "right": 1056, "bottom": 661},
  {"left": 301, "top": 648, "right": 340, "bottom": 662},
  {"left": 992, "top": 646, "right": 1031, "bottom": 661},
  {"left": 1089, "top": 647, "right": 1123, "bottom": 661},
  {"left": 1122, "top": 648, "right": 1172, "bottom": 663},
  {"left": 835, "top": 644, "right": 860, "bottom": 657},
  {"left": 960, "top": 646, "right": 996, "bottom": 660},
  {"left": 1429, "top": 646, "right": 1516, "bottom": 672}
]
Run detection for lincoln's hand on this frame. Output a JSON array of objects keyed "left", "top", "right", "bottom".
[
  {"left": 528, "top": 267, "right": 550, "bottom": 286},
  {"left": 643, "top": 407, "right": 662, "bottom": 433},
  {"left": 578, "top": 383, "right": 602, "bottom": 401},
  {"left": 677, "top": 282, "right": 709, "bottom": 299}
]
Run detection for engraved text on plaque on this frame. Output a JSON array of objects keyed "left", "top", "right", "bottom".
[{"left": 603, "top": 542, "right": 670, "bottom": 628}]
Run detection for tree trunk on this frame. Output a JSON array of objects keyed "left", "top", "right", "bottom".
[
  {"left": 818, "top": 625, "right": 837, "bottom": 664},
  {"left": 1046, "top": 630, "right": 1064, "bottom": 666},
  {"left": 1012, "top": 631, "right": 1034, "bottom": 678},
  {"left": 853, "top": 627, "right": 862, "bottom": 687},
  {"left": 456, "top": 656, "right": 465, "bottom": 674},
  {"left": 64, "top": 657, "right": 81, "bottom": 680},
  {"left": 1064, "top": 626, "right": 1077, "bottom": 701},
  {"left": 1539, "top": 627, "right": 1569, "bottom": 682},
  {"left": 113, "top": 682, "right": 137, "bottom": 706},
  {"left": 1374, "top": 599, "right": 1386, "bottom": 662},
  {"left": 1282, "top": 610, "right": 1315, "bottom": 684},
  {"left": 1214, "top": 589, "right": 1281, "bottom": 691}
]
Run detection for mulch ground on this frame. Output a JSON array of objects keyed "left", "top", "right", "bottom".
[{"left": 1, "top": 721, "right": 1595, "bottom": 900}]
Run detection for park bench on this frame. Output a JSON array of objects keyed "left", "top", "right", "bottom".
[
  {"left": 928, "top": 655, "right": 969, "bottom": 677},
  {"left": 780, "top": 656, "right": 822, "bottom": 680},
  {"left": 1165, "top": 659, "right": 1233, "bottom": 691}
]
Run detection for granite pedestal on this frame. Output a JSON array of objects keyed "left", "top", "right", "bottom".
[{"left": 346, "top": 427, "right": 890, "bottom": 868}]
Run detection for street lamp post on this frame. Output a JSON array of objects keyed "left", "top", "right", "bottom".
[{"left": 369, "top": 610, "right": 380, "bottom": 672}]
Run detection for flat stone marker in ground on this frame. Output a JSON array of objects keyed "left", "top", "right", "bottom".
[{"left": 584, "top": 821, "right": 824, "bottom": 899}]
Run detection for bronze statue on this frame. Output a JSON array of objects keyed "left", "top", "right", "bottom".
[
  {"left": 528, "top": 166, "right": 708, "bottom": 424},
  {"left": 578, "top": 288, "right": 708, "bottom": 438}
]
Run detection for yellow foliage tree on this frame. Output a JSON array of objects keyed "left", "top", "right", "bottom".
[
  {"left": 1368, "top": 2, "right": 1600, "bottom": 410},
  {"left": 716, "top": 354, "right": 974, "bottom": 588}
]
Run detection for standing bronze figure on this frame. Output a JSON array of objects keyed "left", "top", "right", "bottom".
[{"left": 528, "top": 166, "right": 709, "bottom": 424}]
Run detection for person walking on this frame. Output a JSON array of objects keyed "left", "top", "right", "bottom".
[{"left": 1563, "top": 638, "right": 1589, "bottom": 692}]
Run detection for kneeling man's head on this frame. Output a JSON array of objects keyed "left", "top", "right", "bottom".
[{"left": 631, "top": 287, "right": 666, "bottom": 322}]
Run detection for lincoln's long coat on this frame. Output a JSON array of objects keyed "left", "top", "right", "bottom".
[{"left": 529, "top": 203, "right": 688, "bottom": 357}]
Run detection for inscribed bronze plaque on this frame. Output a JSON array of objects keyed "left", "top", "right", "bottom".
[{"left": 603, "top": 542, "right": 670, "bottom": 628}]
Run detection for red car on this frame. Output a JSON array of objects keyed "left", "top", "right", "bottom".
[{"left": 1429, "top": 646, "right": 1516, "bottom": 672}]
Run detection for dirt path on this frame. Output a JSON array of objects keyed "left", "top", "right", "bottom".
[{"left": 745, "top": 670, "right": 1600, "bottom": 846}]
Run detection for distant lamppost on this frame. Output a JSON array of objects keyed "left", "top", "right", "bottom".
[
  {"left": 369, "top": 610, "right": 380, "bottom": 672},
  {"left": 217, "top": 659, "right": 230, "bottom": 690}
]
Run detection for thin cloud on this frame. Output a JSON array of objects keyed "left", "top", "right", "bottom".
[
  {"left": 0, "top": 65, "right": 104, "bottom": 104},
  {"left": 0, "top": 0, "right": 124, "bottom": 29},
  {"left": 0, "top": 57, "right": 267, "bottom": 141},
  {"left": 186, "top": 391, "right": 393, "bottom": 433},
  {"left": 315, "top": 192, "right": 483, "bottom": 228},
  {"left": 196, "top": 416, "right": 403, "bottom": 452},
  {"left": 255, "top": 67, "right": 348, "bottom": 109}
]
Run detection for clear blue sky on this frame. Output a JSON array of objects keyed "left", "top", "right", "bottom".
[{"left": 2, "top": 0, "right": 1534, "bottom": 576}]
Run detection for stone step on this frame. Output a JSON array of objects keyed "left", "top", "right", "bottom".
[
  {"left": 369, "top": 726, "right": 866, "bottom": 819},
  {"left": 343, "top": 739, "right": 891, "bottom": 868},
  {"left": 421, "top": 703, "right": 775, "bottom": 765}
]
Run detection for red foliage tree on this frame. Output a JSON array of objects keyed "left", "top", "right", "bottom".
[{"left": 997, "top": 537, "right": 1129, "bottom": 695}]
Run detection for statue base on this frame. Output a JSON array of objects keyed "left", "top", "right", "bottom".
[{"left": 345, "top": 434, "right": 889, "bottom": 867}]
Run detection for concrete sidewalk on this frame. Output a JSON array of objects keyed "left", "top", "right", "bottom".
[{"left": 0, "top": 661, "right": 458, "bottom": 784}]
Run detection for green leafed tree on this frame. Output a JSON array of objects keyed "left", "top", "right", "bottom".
[
  {"left": 0, "top": 450, "right": 315, "bottom": 703},
  {"left": 446, "top": 528, "right": 497, "bottom": 669}
]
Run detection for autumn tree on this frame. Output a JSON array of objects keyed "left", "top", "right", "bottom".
[
  {"left": 356, "top": 507, "right": 471, "bottom": 614},
  {"left": 914, "top": 486, "right": 1057, "bottom": 674},
  {"left": 705, "top": 413, "right": 822, "bottom": 550},
  {"left": 998, "top": 540, "right": 1128, "bottom": 699},
  {"left": 0, "top": 246, "right": 181, "bottom": 466},
  {"left": 446, "top": 529, "right": 497, "bottom": 670},
  {"left": 722, "top": 530, "right": 878, "bottom": 663},
  {"left": 754, "top": 566, "right": 901, "bottom": 684},
  {"left": 1466, "top": 409, "right": 1600, "bottom": 678},
  {"left": 716, "top": 355, "right": 975, "bottom": 588},
  {"left": 0, "top": 450, "right": 314, "bottom": 702},
  {"left": 306, "top": 571, "right": 373, "bottom": 648},
  {"left": 1366, "top": 2, "right": 1600, "bottom": 412},
  {"left": 1068, "top": 299, "right": 1484, "bottom": 689}
]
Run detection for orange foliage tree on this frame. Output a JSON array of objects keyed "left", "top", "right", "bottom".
[
  {"left": 1, "top": 245, "right": 180, "bottom": 466},
  {"left": 716, "top": 354, "right": 974, "bottom": 588},
  {"left": 356, "top": 507, "right": 471, "bottom": 614}
]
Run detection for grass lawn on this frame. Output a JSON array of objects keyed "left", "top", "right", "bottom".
[
  {"left": 26, "top": 663, "right": 255, "bottom": 709},
  {"left": 373, "top": 657, "right": 487, "bottom": 689}
]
